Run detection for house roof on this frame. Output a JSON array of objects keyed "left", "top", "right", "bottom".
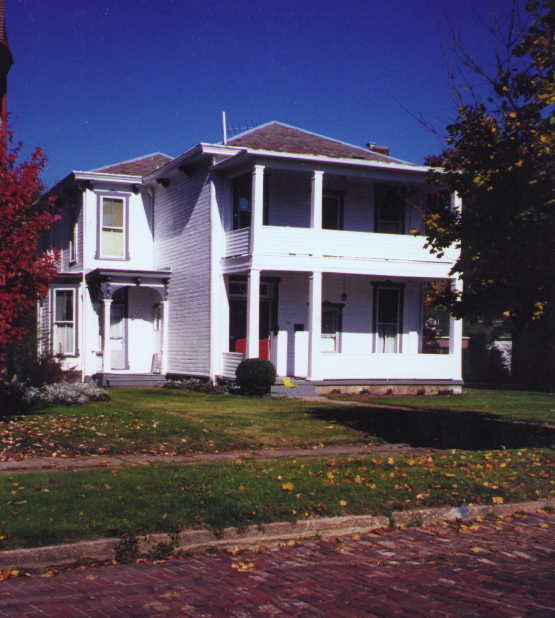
[
  {"left": 225, "top": 121, "right": 408, "bottom": 164},
  {"left": 92, "top": 153, "right": 173, "bottom": 176}
]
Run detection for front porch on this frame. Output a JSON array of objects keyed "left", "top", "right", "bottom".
[
  {"left": 219, "top": 271, "right": 463, "bottom": 384},
  {"left": 86, "top": 268, "right": 171, "bottom": 377}
]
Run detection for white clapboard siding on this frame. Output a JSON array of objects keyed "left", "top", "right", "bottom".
[{"left": 154, "top": 168, "right": 212, "bottom": 375}]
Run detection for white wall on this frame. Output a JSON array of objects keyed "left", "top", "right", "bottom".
[
  {"left": 82, "top": 186, "right": 155, "bottom": 271},
  {"left": 154, "top": 167, "right": 212, "bottom": 375}
]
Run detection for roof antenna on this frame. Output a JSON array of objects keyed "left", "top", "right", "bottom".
[{"left": 222, "top": 111, "right": 227, "bottom": 144}]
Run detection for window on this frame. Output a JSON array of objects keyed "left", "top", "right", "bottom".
[
  {"left": 100, "top": 197, "right": 126, "bottom": 258},
  {"left": 375, "top": 184, "right": 405, "bottom": 234},
  {"left": 421, "top": 281, "right": 450, "bottom": 354},
  {"left": 53, "top": 289, "right": 76, "bottom": 355},
  {"left": 233, "top": 175, "right": 252, "bottom": 229},
  {"left": 69, "top": 220, "right": 78, "bottom": 264},
  {"left": 374, "top": 285, "right": 403, "bottom": 353},
  {"left": 321, "top": 301, "right": 343, "bottom": 352},
  {"left": 322, "top": 192, "right": 343, "bottom": 230}
]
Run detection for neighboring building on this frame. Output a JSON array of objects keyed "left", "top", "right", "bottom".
[{"left": 39, "top": 121, "right": 463, "bottom": 393}]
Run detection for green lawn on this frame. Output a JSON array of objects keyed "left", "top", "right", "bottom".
[
  {"left": 1, "top": 389, "right": 376, "bottom": 459},
  {"left": 1, "top": 449, "right": 552, "bottom": 550},
  {"left": 334, "top": 388, "right": 555, "bottom": 425}
]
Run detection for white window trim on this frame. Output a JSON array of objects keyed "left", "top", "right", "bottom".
[
  {"left": 96, "top": 193, "right": 130, "bottom": 260},
  {"left": 52, "top": 288, "right": 77, "bottom": 357}
]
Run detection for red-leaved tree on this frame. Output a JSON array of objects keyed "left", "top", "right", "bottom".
[{"left": 0, "top": 126, "right": 59, "bottom": 375}]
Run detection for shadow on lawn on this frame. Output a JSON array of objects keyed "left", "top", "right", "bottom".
[{"left": 307, "top": 405, "right": 555, "bottom": 450}]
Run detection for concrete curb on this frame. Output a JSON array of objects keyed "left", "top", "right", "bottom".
[{"left": 0, "top": 499, "right": 552, "bottom": 571}]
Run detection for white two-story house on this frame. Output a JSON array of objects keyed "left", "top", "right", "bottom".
[{"left": 39, "top": 121, "right": 463, "bottom": 393}]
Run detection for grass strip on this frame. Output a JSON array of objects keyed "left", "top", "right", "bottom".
[
  {"left": 1, "top": 449, "right": 552, "bottom": 550},
  {"left": 338, "top": 388, "right": 555, "bottom": 425},
  {"left": 1, "top": 389, "right": 375, "bottom": 460}
]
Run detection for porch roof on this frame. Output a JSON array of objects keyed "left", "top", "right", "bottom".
[{"left": 86, "top": 268, "right": 171, "bottom": 286}]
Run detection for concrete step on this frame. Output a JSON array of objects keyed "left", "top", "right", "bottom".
[{"left": 95, "top": 373, "right": 166, "bottom": 388}]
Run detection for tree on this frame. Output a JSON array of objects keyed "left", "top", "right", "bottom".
[
  {"left": 0, "top": 126, "right": 59, "bottom": 375},
  {"left": 424, "top": 1, "right": 554, "bottom": 387}
]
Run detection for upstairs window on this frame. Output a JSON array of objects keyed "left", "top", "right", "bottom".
[
  {"left": 232, "top": 173, "right": 270, "bottom": 229},
  {"left": 232, "top": 175, "right": 252, "bottom": 229},
  {"left": 375, "top": 184, "right": 405, "bottom": 234},
  {"left": 322, "top": 192, "right": 344, "bottom": 230},
  {"left": 100, "top": 197, "right": 126, "bottom": 258},
  {"left": 53, "top": 289, "right": 76, "bottom": 356},
  {"left": 69, "top": 220, "right": 78, "bottom": 264}
]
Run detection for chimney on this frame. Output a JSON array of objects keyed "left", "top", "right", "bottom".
[
  {"left": 367, "top": 142, "right": 390, "bottom": 156},
  {"left": 0, "top": 0, "right": 13, "bottom": 127}
]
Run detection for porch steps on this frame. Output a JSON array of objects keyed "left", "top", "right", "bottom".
[
  {"left": 95, "top": 373, "right": 166, "bottom": 388},
  {"left": 271, "top": 379, "right": 317, "bottom": 398}
]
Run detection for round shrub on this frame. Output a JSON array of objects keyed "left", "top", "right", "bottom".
[{"left": 235, "top": 358, "right": 276, "bottom": 396}]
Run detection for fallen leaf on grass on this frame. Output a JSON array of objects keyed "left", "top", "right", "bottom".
[{"left": 281, "top": 482, "right": 294, "bottom": 491}]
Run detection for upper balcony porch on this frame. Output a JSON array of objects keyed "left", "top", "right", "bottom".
[{"left": 220, "top": 164, "right": 458, "bottom": 278}]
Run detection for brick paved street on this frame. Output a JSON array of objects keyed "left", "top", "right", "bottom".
[{"left": 0, "top": 511, "right": 553, "bottom": 617}]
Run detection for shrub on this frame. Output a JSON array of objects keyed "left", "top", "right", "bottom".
[
  {"left": 37, "top": 382, "right": 110, "bottom": 405},
  {"left": 235, "top": 359, "right": 276, "bottom": 396},
  {"left": 0, "top": 377, "right": 37, "bottom": 415},
  {"left": 17, "top": 355, "right": 65, "bottom": 387},
  {"left": 164, "top": 377, "right": 228, "bottom": 394}
]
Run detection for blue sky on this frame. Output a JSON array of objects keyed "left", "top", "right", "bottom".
[{"left": 8, "top": 0, "right": 513, "bottom": 187}]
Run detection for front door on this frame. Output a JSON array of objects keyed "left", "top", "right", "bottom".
[
  {"left": 229, "top": 299, "right": 273, "bottom": 359},
  {"left": 374, "top": 285, "right": 403, "bottom": 353},
  {"left": 110, "top": 294, "right": 127, "bottom": 369},
  {"left": 229, "top": 278, "right": 277, "bottom": 360}
]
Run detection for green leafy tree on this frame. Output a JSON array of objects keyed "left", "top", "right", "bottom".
[{"left": 425, "top": 1, "right": 554, "bottom": 387}]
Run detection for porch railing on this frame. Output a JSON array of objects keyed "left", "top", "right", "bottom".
[
  {"left": 224, "top": 228, "right": 250, "bottom": 257},
  {"left": 224, "top": 226, "right": 457, "bottom": 264}
]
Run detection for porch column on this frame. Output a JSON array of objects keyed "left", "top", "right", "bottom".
[
  {"left": 310, "top": 170, "right": 324, "bottom": 230},
  {"left": 246, "top": 268, "right": 260, "bottom": 358},
  {"left": 449, "top": 277, "right": 463, "bottom": 380},
  {"left": 249, "top": 164, "right": 265, "bottom": 254},
  {"left": 161, "top": 298, "right": 170, "bottom": 375},
  {"left": 307, "top": 271, "right": 323, "bottom": 380},
  {"left": 102, "top": 298, "right": 112, "bottom": 373}
]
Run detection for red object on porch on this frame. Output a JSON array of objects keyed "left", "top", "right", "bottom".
[{"left": 234, "top": 338, "right": 270, "bottom": 360}]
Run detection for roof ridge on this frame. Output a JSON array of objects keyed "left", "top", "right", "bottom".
[
  {"left": 92, "top": 152, "right": 173, "bottom": 172},
  {"left": 224, "top": 121, "right": 413, "bottom": 165}
]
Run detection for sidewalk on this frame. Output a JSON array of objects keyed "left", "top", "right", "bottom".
[
  {"left": 0, "top": 511, "right": 552, "bottom": 616},
  {"left": 0, "top": 441, "right": 436, "bottom": 474}
]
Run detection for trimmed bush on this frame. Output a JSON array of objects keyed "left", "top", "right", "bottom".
[{"left": 235, "top": 358, "right": 276, "bottom": 396}]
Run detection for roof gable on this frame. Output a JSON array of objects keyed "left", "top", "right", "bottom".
[
  {"left": 92, "top": 153, "right": 173, "bottom": 176},
  {"left": 226, "top": 121, "right": 403, "bottom": 164}
]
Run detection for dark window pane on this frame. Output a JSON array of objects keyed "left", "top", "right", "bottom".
[
  {"left": 323, "top": 193, "right": 343, "bottom": 230},
  {"left": 55, "top": 290, "right": 73, "bottom": 321},
  {"left": 233, "top": 175, "right": 252, "bottom": 229}
]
